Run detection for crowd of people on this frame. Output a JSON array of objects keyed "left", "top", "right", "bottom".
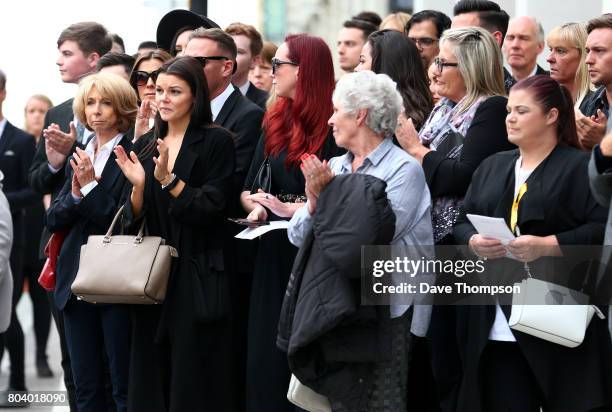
[{"left": 0, "top": 0, "right": 611, "bottom": 411}]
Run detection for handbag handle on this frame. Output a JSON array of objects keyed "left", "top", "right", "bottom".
[{"left": 103, "top": 205, "right": 146, "bottom": 244}]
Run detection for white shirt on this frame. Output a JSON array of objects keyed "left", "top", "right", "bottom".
[
  {"left": 210, "top": 83, "right": 235, "bottom": 121},
  {"left": 0, "top": 118, "right": 7, "bottom": 142},
  {"left": 72, "top": 133, "right": 124, "bottom": 201},
  {"left": 237, "top": 80, "right": 250, "bottom": 96},
  {"left": 489, "top": 157, "right": 533, "bottom": 342}
]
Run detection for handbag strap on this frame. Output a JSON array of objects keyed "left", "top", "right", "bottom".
[{"left": 103, "top": 205, "right": 146, "bottom": 244}]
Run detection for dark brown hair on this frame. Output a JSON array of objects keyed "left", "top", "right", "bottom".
[
  {"left": 587, "top": 13, "right": 612, "bottom": 34},
  {"left": 225, "top": 22, "right": 263, "bottom": 56},
  {"left": 57, "top": 22, "right": 112, "bottom": 57}
]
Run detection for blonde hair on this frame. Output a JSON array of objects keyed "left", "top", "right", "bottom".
[
  {"left": 73, "top": 72, "right": 138, "bottom": 133},
  {"left": 547, "top": 22, "right": 592, "bottom": 108},
  {"left": 440, "top": 27, "right": 505, "bottom": 115},
  {"left": 379, "top": 12, "right": 411, "bottom": 32}
]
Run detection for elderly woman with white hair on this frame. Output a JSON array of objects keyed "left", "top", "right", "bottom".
[{"left": 287, "top": 70, "right": 433, "bottom": 411}]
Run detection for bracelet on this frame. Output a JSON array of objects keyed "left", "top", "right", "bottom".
[
  {"left": 159, "top": 173, "right": 173, "bottom": 186},
  {"left": 161, "top": 174, "right": 178, "bottom": 191},
  {"left": 469, "top": 234, "right": 487, "bottom": 260}
]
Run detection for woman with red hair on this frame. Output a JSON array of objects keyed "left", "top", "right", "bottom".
[{"left": 240, "top": 33, "right": 343, "bottom": 412}]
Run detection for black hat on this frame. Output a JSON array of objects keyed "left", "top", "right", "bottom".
[{"left": 156, "top": 9, "right": 220, "bottom": 53}]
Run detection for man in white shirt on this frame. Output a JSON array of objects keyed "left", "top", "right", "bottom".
[{"left": 225, "top": 22, "right": 269, "bottom": 109}]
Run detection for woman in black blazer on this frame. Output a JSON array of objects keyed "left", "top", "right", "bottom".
[
  {"left": 114, "top": 57, "right": 236, "bottom": 412},
  {"left": 453, "top": 76, "right": 612, "bottom": 411},
  {"left": 46, "top": 73, "right": 138, "bottom": 412}
]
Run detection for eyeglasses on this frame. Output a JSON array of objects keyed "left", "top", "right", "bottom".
[
  {"left": 434, "top": 57, "right": 459, "bottom": 73},
  {"left": 132, "top": 69, "right": 161, "bottom": 86},
  {"left": 409, "top": 37, "right": 439, "bottom": 48},
  {"left": 192, "top": 55, "right": 230, "bottom": 66},
  {"left": 271, "top": 57, "right": 299, "bottom": 75}
]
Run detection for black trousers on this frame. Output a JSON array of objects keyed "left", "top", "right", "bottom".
[
  {"left": 480, "top": 341, "right": 542, "bottom": 412},
  {"left": 22, "top": 261, "right": 51, "bottom": 360},
  {"left": 48, "top": 292, "right": 77, "bottom": 410},
  {"left": 0, "top": 245, "right": 25, "bottom": 390}
]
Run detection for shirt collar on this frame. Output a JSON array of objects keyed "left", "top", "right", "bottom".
[
  {"left": 528, "top": 64, "right": 538, "bottom": 78},
  {"left": 0, "top": 118, "right": 7, "bottom": 140},
  {"left": 85, "top": 133, "right": 124, "bottom": 157},
  {"left": 339, "top": 138, "right": 394, "bottom": 172},
  {"left": 594, "top": 86, "right": 609, "bottom": 109},
  {"left": 237, "top": 80, "right": 250, "bottom": 96},
  {"left": 211, "top": 83, "right": 236, "bottom": 121}
]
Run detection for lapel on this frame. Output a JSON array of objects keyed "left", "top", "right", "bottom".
[
  {"left": 0, "top": 121, "right": 15, "bottom": 157},
  {"left": 97, "top": 135, "right": 132, "bottom": 193},
  {"left": 214, "top": 88, "right": 241, "bottom": 127},
  {"left": 171, "top": 124, "right": 206, "bottom": 182}
]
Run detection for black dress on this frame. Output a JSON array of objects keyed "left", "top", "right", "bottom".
[
  {"left": 244, "top": 132, "right": 343, "bottom": 412},
  {"left": 123, "top": 125, "right": 236, "bottom": 412}
]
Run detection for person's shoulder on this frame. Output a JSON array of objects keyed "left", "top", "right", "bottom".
[
  {"left": 481, "top": 95, "right": 508, "bottom": 108},
  {"left": 4, "top": 122, "right": 34, "bottom": 143},
  {"left": 202, "top": 125, "right": 235, "bottom": 145},
  {"left": 49, "top": 98, "right": 74, "bottom": 115},
  {"left": 236, "top": 92, "right": 264, "bottom": 116},
  {"left": 479, "top": 148, "right": 518, "bottom": 170}
]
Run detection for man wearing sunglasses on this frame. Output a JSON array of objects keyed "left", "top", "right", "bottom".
[{"left": 184, "top": 29, "right": 264, "bottom": 412}]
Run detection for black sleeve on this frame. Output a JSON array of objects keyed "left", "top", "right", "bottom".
[
  {"left": 168, "top": 129, "right": 236, "bottom": 226},
  {"left": 5, "top": 134, "right": 41, "bottom": 210},
  {"left": 422, "top": 96, "right": 511, "bottom": 198},
  {"left": 242, "top": 132, "right": 266, "bottom": 193},
  {"left": 593, "top": 144, "right": 612, "bottom": 174},
  {"left": 233, "top": 106, "right": 264, "bottom": 178},
  {"left": 453, "top": 168, "right": 484, "bottom": 245}
]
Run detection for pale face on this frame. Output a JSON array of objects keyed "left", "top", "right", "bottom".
[
  {"left": 434, "top": 42, "right": 466, "bottom": 103},
  {"left": 355, "top": 42, "right": 372, "bottom": 72},
  {"left": 25, "top": 97, "right": 51, "bottom": 136},
  {"left": 337, "top": 27, "right": 366, "bottom": 72},
  {"left": 84, "top": 86, "right": 119, "bottom": 135},
  {"left": 504, "top": 18, "right": 544, "bottom": 72},
  {"left": 184, "top": 37, "right": 232, "bottom": 98},
  {"left": 328, "top": 100, "right": 359, "bottom": 149},
  {"left": 135, "top": 59, "right": 164, "bottom": 102},
  {"left": 546, "top": 35, "right": 581, "bottom": 85},
  {"left": 174, "top": 30, "right": 193, "bottom": 56},
  {"left": 232, "top": 34, "right": 254, "bottom": 83},
  {"left": 427, "top": 62, "right": 441, "bottom": 104},
  {"left": 506, "top": 88, "right": 555, "bottom": 147},
  {"left": 585, "top": 28, "right": 612, "bottom": 87},
  {"left": 408, "top": 19, "right": 440, "bottom": 68},
  {"left": 57, "top": 40, "right": 97, "bottom": 83},
  {"left": 272, "top": 42, "right": 299, "bottom": 99},
  {"left": 100, "top": 65, "right": 130, "bottom": 81},
  {"left": 155, "top": 73, "right": 194, "bottom": 124},
  {"left": 249, "top": 59, "right": 273, "bottom": 92}
]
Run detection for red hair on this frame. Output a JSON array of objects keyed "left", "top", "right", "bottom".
[{"left": 263, "top": 34, "right": 335, "bottom": 166}]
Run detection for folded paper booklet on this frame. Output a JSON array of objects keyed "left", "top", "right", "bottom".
[
  {"left": 235, "top": 220, "right": 291, "bottom": 240},
  {"left": 466, "top": 214, "right": 517, "bottom": 259}
]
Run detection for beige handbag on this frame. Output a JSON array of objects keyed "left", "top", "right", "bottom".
[
  {"left": 71, "top": 205, "right": 178, "bottom": 304},
  {"left": 287, "top": 374, "right": 331, "bottom": 412}
]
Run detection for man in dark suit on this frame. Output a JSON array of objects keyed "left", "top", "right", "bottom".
[
  {"left": 27, "top": 22, "right": 112, "bottom": 411},
  {"left": 0, "top": 69, "right": 40, "bottom": 407},
  {"left": 185, "top": 28, "right": 263, "bottom": 412},
  {"left": 225, "top": 22, "right": 269, "bottom": 109},
  {"left": 504, "top": 16, "right": 550, "bottom": 82}
]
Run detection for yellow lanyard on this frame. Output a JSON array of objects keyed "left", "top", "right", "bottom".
[{"left": 510, "top": 182, "right": 527, "bottom": 235}]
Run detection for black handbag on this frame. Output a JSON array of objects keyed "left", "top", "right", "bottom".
[{"left": 250, "top": 156, "right": 271, "bottom": 194}]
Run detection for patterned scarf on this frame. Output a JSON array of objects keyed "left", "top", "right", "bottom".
[{"left": 418, "top": 96, "right": 487, "bottom": 242}]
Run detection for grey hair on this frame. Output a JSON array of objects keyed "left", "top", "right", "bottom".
[
  {"left": 332, "top": 71, "right": 403, "bottom": 137},
  {"left": 0, "top": 69, "right": 5, "bottom": 92},
  {"left": 535, "top": 19, "right": 545, "bottom": 43}
]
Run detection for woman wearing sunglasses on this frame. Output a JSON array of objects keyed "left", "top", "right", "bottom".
[
  {"left": 129, "top": 49, "right": 172, "bottom": 141},
  {"left": 240, "top": 34, "right": 344, "bottom": 412}
]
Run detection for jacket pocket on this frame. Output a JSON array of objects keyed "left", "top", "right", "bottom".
[{"left": 191, "top": 250, "right": 231, "bottom": 323}]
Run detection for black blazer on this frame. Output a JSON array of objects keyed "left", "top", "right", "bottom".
[
  {"left": 46, "top": 135, "right": 132, "bottom": 310},
  {"left": 28, "top": 98, "right": 75, "bottom": 198},
  {"left": 214, "top": 87, "right": 263, "bottom": 210},
  {"left": 124, "top": 125, "right": 235, "bottom": 330},
  {"left": 0, "top": 121, "right": 40, "bottom": 248},
  {"left": 245, "top": 82, "right": 269, "bottom": 110},
  {"left": 535, "top": 64, "right": 549, "bottom": 76},
  {"left": 452, "top": 145, "right": 612, "bottom": 412}
]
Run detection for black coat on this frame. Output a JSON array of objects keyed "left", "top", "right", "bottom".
[
  {"left": 277, "top": 174, "right": 396, "bottom": 411},
  {"left": 245, "top": 82, "right": 269, "bottom": 110},
  {"left": 46, "top": 135, "right": 132, "bottom": 310},
  {"left": 28, "top": 98, "right": 74, "bottom": 198},
  {"left": 0, "top": 121, "right": 40, "bottom": 251},
  {"left": 452, "top": 145, "right": 612, "bottom": 412}
]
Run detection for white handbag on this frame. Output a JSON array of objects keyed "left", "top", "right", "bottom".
[
  {"left": 509, "top": 274, "right": 606, "bottom": 348},
  {"left": 287, "top": 374, "right": 331, "bottom": 412}
]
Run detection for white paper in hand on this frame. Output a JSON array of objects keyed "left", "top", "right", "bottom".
[
  {"left": 235, "top": 220, "right": 291, "bottom": 240},
  {"left": 466, "top": 214, "right": 515, "bottom": 244}
]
